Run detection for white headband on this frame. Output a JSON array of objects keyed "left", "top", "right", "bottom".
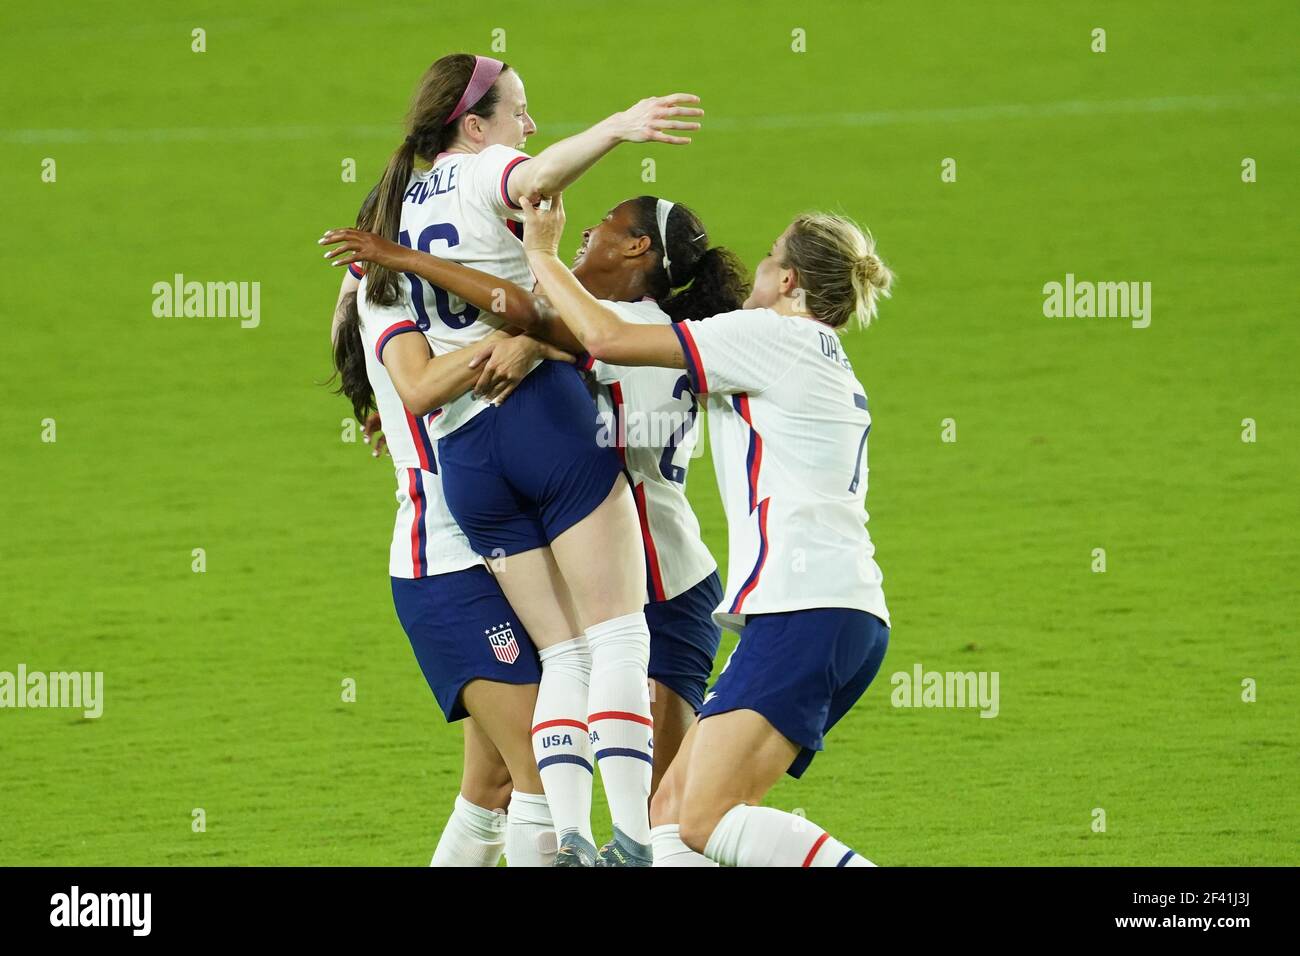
[{"left": 655, "top": 198, "right": 676, "bottom": 285}]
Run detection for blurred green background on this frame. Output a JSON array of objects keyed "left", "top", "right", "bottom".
[{"left": 1, "top": 0, "right": 1296, "bottom": 864}]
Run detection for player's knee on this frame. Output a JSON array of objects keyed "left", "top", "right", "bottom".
[
  {"left": 461, "top": 761, "right": 514, "bottom": 812},
  {"left": 649, "top": 774, "right": 679, "bottom": 827},
  {"left": 677, "top": 798, "right": 728, "bottom": 855}
]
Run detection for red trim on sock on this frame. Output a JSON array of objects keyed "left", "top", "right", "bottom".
[
  {"left": 531, "top": 718, "right": 588, "bottom": 734},
  {"left": 588, "top": 710, "right": 654, "bottom": 727}
]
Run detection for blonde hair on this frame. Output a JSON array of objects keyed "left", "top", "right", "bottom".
[{"left": 781, "top": 213, "right": 893, "bottom": 329}]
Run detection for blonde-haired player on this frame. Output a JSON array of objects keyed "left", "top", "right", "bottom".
[{"left": 504, "top": 195, "right": 895, "bottom": 867}]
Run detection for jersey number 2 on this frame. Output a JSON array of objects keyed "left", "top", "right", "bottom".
[{"left": 658, "top": 374, "right": 699, "bottom": 484}]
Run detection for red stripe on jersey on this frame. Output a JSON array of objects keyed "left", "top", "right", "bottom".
[
  {"left": 500, "top": 155, "right": 528, "bottom": 210},
  {"left": 802, "top": 832, "right": 831, "bottom": 867},
  {"left": 735, "top": 393, "right": 764, "bottom": 512},
  {"left": 531, "top": 718, "right": 589, "bottom": 734},
  {"left": 404, "top": 408, "right": 432, "bottom": 471},
  {"left": 730, "top": 498, "right": 770, "bottom": 614},
  {"left": 632, "top": 481, "right": 667, "bottom": 603},
  {"left": 673, "top": 322, "right": 709, "bottom": 394},
  {"left": 347, "top": 262, "right": 366, "bottom": 280},
  {"left": 375, "top": 320, "right": 419, "bottom": 363},
  {"left": 406, "top": 469, "right": 424, "bottom": 577},
  {"left": 588, "top": 710, "right": 654, "bottom": 728}
]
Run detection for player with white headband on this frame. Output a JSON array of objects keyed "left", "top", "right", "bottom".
[
  {"left": 326, "top": 52, "right": 704, "bottom": 865},
  {"left": 498, "top": 191, "right": 896, "bottom": 867}
]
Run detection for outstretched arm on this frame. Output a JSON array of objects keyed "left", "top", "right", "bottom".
[
  {"left": 518, "top": 195, "right": 686, "bottom": 370},
  {"left": 507, "top": 94, "right": 702, "bottom": 205},
  {"left": 320, "top": 228, "right": 584, "bottom": 354}
]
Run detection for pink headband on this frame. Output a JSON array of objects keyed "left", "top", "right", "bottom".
[{"left": 445, "top": 56, "right": 506, "bottom": 126}]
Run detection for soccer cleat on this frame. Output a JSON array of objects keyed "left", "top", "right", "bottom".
[
  {"left": 552, "top": 833, "right": 597, "bottom": 867},
  {"left": 595, "top": 826, "right": 653, "bottom": 867}
]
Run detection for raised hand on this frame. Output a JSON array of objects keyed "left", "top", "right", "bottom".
[
  {"left": 519, "top": 194, "right": 567, "bottom": 258},
  {"left": 613, "top": 93, "right": 703, "bottom": 145}
]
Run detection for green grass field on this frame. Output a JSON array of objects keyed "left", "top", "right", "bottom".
[{"left": 1, "top": 0, "right": 1296, "bottom": 866}]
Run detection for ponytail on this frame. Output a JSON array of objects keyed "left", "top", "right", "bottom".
[
  {"left": 628, "top": 195, "right": 750, "bottom": 322},
  {"left": 662, "top": 246, "right": 749, "bottom": 322},
  {"left": 330, "top": 291, "right": 375, "bottom": 421},
  {"left": 359, "top": 140, "right": 416, "bottom": 307}
]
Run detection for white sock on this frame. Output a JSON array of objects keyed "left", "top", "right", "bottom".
[
  {"left": 703, "top": 804, "right": 876, "bottom": 868},
  {"left": 531, "top": 636, "right": 595, "bottom": 846},
  {"left": 651, "top": 824, "right": 718, "bottom": 867},
  {"left": 586, "top": 612, "right": 653, "bottom": 847},
  {"left": 429, "top": 795, "right": 507, "bottom": 867},
  {"left": 504, "top": 791, "right": 557, "bottom": 866}
]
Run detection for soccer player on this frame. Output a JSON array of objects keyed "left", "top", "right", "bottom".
[
  {"left": 507, "top": 193, "right": 895, "bottom": 867},
  {"left": 328, "top": 266, "right": 566, "bottom": 866},
  {"left": 343, "top": 52, "right": 703, "bottom": 865},
  {"left": 322, "top": 194, "right": 749, "bottom": 865}
]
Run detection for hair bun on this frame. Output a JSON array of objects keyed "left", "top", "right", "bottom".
[{"left": 859, "top": 252, "right": 892, "bottom": 291}]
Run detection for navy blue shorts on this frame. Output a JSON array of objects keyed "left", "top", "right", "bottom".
[
  {"left": 699, "top": 608, "right": 890, "bottom": 778},
  {"left": 391, "top": 565, "right": 541, "bottom": 722},
  {"left": 646, "top": 571, "right": 724, "bottom": 713},
  {"left": 439, "top": 360, "right": 625, "bottom": 557}
]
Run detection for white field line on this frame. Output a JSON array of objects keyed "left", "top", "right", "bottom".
[{"left": 2, "top": 91, "right": 1295, "bottom": 145}]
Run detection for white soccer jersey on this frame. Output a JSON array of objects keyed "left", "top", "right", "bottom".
[
  {"left": 356, "top": 276, "right": 484, "bottom": 579},
  {"left": 584, "top": 299, "right": 718, "bottom": 603},
  {"left": 397, "top": 144, "right": 538, "bottom": 439},
  {"left": 670, "top": 307, "right": 889, "bottom": 631}
]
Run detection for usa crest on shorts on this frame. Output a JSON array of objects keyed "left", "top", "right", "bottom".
[{"left": 486, "top": 622, "right": 520, "bottom": 664}]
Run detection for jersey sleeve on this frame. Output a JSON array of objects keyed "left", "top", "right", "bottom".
[
  {"left": 670, "top": 308, "right": 794, "bottom": 395},
  {"left": 358, "top": 293, "right": 424, "bottom": 366},
  {"left": 467, "top": 144, "right": 531, "bottom": 220}
]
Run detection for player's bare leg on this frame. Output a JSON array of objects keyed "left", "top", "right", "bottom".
[
  {"left": 428, "top": 717, "right": 512, "bottom": 867},
  {"left": 461, "top": 680, "right": 557, "bottom": 866},
  {"left": 649, "top": 680, "right": 695, "bottom": 797},
  {"left": 550, "top": 476, "right": 654, "bottom": 865},
  {"left": 645, "top": 718, "right": 714, "bottom": 865},
  {"left": 677, "top": 709, "right": 875, "bottom": 867},
  {"left": 488, "top": 548, "right": 597, "bottom": 864}
]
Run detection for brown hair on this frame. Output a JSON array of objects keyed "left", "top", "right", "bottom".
[{"left": 362, "top": 54, "right": 511, "bottom": 306}]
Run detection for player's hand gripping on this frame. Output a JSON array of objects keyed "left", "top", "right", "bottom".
[
  {"left": 519, "top": 193, "right": 566, "bottom": 258},
  {"left": 468, "top": 335, "right": 573, "bottom": 405}
]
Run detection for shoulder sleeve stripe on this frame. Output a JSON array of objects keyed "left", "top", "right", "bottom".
[
  {"left": 348, "top": 262, "right": 366, "bottom": 280},
  {"left": 375, "top": 321, "right": 421, "bottom": 364},
  {"left": 500, "top": 155, "right": 528, "bottom": 210},
  {"left": 671, "top": 322, "right": 708, "bottom": 394}
]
